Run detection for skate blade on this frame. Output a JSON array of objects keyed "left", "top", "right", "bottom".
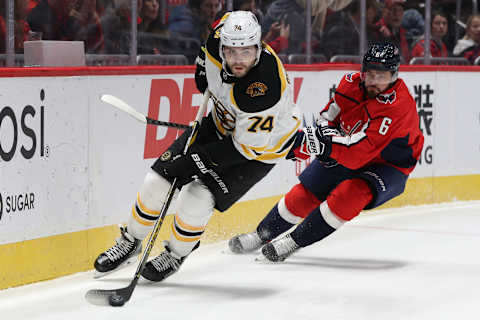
[
  {"left": 93, "top": 256, "right": 138, "bottom": 279},
  {"left": 222, "top": 249, "right": 261, "bottom": 255},
  {"left": 254, "top": 255, "right": 275, "bottom": 264},
  {"left": 254, "top": 254, "right": 286, "bottom": 264}
]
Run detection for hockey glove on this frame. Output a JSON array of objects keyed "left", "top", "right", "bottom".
[
  {"left": 161, "top": 145, "right": 216, "bottom": 181},
  {"left": 286, "top": 126, "right": 334, "bottom": 162}
]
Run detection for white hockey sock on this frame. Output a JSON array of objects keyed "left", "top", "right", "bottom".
[
  {"left": 168, "top": 180, "right": 214, "bottom": 257},
  {"left": 128, "top": 170, "right": 177, "bottom": 240}
]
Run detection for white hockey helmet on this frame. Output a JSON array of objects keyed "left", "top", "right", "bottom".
[{"left": 219, "top": 11, "right": 262, "bottom": 72}]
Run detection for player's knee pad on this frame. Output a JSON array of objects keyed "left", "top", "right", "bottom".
[
  {"left": 357, "top": 165, "right": 408, "bottom": 209},
  {"left": 283, "top": 183, "right": 322, "bottom": 219},
  {"left": 327, "top": 178, "right": 373, "bottom": 221},
  {"left": 176, "top": 180, "right": 215, "bottom": 226},
  {"left": 128, "top": 169, "right": 177, "bottom": 239},
  {"left": 170, "top": 180, "right": 215, "bottom": 257}
]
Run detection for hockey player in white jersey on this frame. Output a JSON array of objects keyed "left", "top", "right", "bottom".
[{"left": 93, "top": 10, "right": 301, "bottom": 281}]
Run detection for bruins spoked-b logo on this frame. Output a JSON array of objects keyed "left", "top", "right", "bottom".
[
  {"left": 246, "top": 82, "right": 268, "bottom": 97},
  {"left": 160, "top": 150, "right": 172, "bottom": 162}
]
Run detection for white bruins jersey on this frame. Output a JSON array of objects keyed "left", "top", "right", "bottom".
[{"left": 194, "top": 18, "right": 301, "bottom": 164}]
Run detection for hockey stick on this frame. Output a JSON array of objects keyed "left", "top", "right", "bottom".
[
  {"left": 100, "top": 94, "right": 191, "bottom": 129},
  {"left": 85, "top": 90, "right": 210, "bottom": 307}
]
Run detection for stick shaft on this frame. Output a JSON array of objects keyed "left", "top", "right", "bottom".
[
  {"left": 128, "top": 90, "right": 210, "bottom": 295},
  {"left": 86, "top": 91, "right": 210, "bottom": 306},
  {"left": 100, "top": 94, "right": 191, "bottom": 129}
]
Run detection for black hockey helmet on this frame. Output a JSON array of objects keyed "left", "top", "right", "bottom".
[{"left": 362, "top": 42, "right": 400, "bottom": 81}]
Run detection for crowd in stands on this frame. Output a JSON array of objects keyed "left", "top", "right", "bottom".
[{"left": 0, "top": 0, "right": 479, "bottom": 65}]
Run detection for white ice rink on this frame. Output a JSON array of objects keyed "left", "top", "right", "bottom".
[{"left": 1, "top": 201, "right": 480, "bottom": 320}]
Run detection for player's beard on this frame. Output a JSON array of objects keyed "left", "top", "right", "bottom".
[
  {"left": 366, "top": 85, "right": 381, "bottom": 98},
  {"left": 231, "top": 63, "right": 252, "bottom": 78}
]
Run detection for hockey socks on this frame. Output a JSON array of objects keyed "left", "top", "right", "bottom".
[
  {"left": 256, "top": 203, "right": 295, "bottom": 242},
  {"left": 290, "top": 206, "right": 336, "bottom": 248}
]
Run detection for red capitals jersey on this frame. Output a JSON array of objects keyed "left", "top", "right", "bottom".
[{"left": 321, "top": 72, "right": 424, "bottom": 175}]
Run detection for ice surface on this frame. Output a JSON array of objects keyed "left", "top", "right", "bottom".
[{"left": 1, "top": 201, "right": 479, "bottom": 320}]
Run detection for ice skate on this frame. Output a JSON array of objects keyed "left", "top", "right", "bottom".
[
  {"left": 261, "top": 234, "right": 299, "bottom": 262},
  {"left": 141, "top": 241, "right": 186, "bottom": 282},
  {"left": 228, "top": 231, "right": 266, "bottom": 254},
  {"left": 93, "top": 225, "right": 142, "bottom": 278}
]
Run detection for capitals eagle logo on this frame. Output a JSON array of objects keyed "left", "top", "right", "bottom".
[{"left": 376, "top": 90, "right": 396, "bottom": 104}]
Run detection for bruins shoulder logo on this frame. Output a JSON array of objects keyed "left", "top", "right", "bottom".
[
  {"left": 246, "top": 82, "right": 268, "bottom": 97},
  {"left": 160, "top": 150, "right": 172, "bottom": 161}
]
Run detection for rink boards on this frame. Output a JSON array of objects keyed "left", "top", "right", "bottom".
[{"left": 0, "top": 65, "right": 479, "bottom": 289}]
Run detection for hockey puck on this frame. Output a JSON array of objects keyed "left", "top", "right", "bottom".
[{"left": 109, "top": 294, "right": 125, "bottom": 307}]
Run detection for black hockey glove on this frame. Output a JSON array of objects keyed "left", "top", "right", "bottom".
[{"left": 161, "top": 145, "right": 216, "bottom": 181}]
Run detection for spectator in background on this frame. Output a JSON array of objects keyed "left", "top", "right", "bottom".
[
  {"left": 64, "top": 0, "right": 105, "bottom": 53},
  {"left": 233, "top": 0, "right": 263, "bottom": 24},
  {"left": 26, "top": 0, "right": 64, "bottom": 40},
  {"left": 224, "top": 0, "right": 290, "bottom": 54},
  {"left": 101, "top": 0, "right": 143, "bottom": 54},
  {"left": 0, "top": 1, "right": 32, "bottom": 53},
  {"left": 453, "top": 14, "right": 480, "bottom": 64},
  {"left": 262, "top": 17, "right": 290, "bottom": 54},
  {"left": 262, "top": 0, "right": 351, "bottom": 55},
  {"left": 137, "top": 0, "right": 171, "bottom": 54},
  {"left": 411, "top": 11, "right": 448, "bottom": 58},
  {"left": 401, "top": 8, "right": 424, "bottom": 49},
  {"left": 27, "top": 0, "right": 40, "bottom": 13},
  {"left": 139, "top": 0, "right": 168, "bottom": 35},
  {"left": 321, "top": 0, "right": 379, "bottom": 60},
  {"left": 373, "top": 0, "right": 410, "bottom": 63},
  {"left": 168, "top": 0, "right": 221, "bottom": 44}
]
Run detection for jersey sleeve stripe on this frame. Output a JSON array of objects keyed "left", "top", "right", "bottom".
[
  {"left": 212, "top": 108, "right": 229, "bottom": 136},
  {"left": 236, "top": 116, "right": 300, "bottom": 160},
  {"left": 332, "top": 121, "right": 369, "bottom": 146},
  {"left": 230, "top": 85, "right": 239, "bottom": 109},
  {"left": 205, "top": 47, "right": 222, "bottom": 69},
  {"left": 321, "top": 100, "right": 341, "bottom": 121},
  {"left": 264, "top": 43, "right": 287, "bottom": 94}
]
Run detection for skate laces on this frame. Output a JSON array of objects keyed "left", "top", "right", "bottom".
[
  {"left": 104, "top": 226, "right": 136, "bottom": 262},
  {"left": 104, "top": 237, "right": 134, "bottom": 261},
  {"left": 150, "top": 251, "right": 182, "bottom": 272},
  {"left": 239, "top": 232, "right": 263, "bottom": 250},
  {"left": 273, "top": 235, "right": 299, "bottom": 256}
]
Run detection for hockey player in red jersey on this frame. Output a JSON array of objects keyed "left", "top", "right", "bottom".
[{"left": 229, "top": 42, "right": 425, "bottom": 262}]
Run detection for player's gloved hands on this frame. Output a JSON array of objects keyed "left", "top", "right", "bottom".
[
  {"left": 286, "top": 130, "right": 309, "bottom": 161},
  {"left": 286, "top": 126, "right": 334, "bottom": 161},
  {"left": 161, "top": 145, "right": 215, "bottom": 181}
]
